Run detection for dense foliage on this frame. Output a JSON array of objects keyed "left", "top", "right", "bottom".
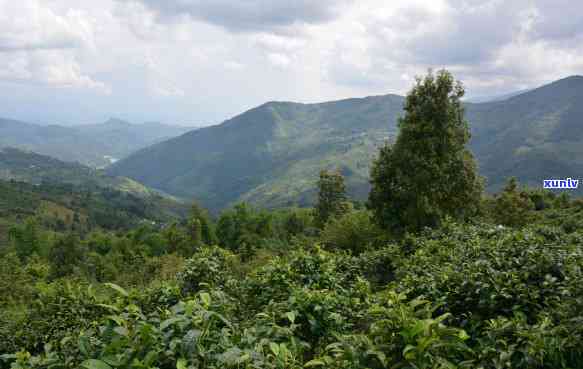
[
  {"left": 1, "top": 181, "right": 582, "bottom": 368},
  {"left": 0, "top": 179, "right": 187, "bottom": 238},
  {"left": 314, "top": 170, "right": 350, "bottom": 228}
]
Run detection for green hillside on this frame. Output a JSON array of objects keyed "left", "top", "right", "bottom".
[
  {"left": 0, "top": 176, "right": 190, "bottom": 239},
  {"left": 108, "top": 95, "right": 405, "bottom": 210},
  {"left": 0, "top": 148, "right": 190, "bottom": 236},
  {"left": 108, "top": 76, "right": 583, "bottom": 211},
  {"left": 467, "top": 75, "right": 583, "bottom": 191},
  {"left": 0, "top": 117, "right": 194, "bottom": 168},
  {"left": 0, "top": 146, "right": 158, "bottom": 196}
]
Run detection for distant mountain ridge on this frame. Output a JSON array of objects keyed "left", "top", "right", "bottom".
[
  {"left": 109, "top": 93, "right": 405, "bottom": 211},
  {"left": 0, "top": 117, "right": 195, "bottom": 167},
  {"left": 107, "top": 76, "right": 583, "bottom": 211}
]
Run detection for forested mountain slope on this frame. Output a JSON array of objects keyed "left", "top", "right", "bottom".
[
  {"left": 108, "top": 76, "right": 583, "bottom": 211},
  {"left": 0, "top": 147, "right": 190, "bottom": 234}
]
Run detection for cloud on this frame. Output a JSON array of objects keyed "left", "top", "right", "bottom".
[
  {"left": 529, "top": 0, "right": 583, "bottom": 42},
  {"left": 320, "top": 0, "right": 583, "bottom": 96},
  {"left": 0, "top": 0, "right": 109, "bottom": 93},
  {"left": 0, "top": 0, "right": 94, "bottom": 51},
  {"left": 117, "top": 0, "right": 351, "bottom": 33},
  {"left": 266, "top": 53, "right": 292, "bottom": 69},
  {"left": 0, "top": 0, "right": 583, "bottom": 125},
  {"left": 0, "top": 50, "right": 111, "bottom": 93}
]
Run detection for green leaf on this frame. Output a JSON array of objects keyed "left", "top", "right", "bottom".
[
  {"left": 160, "top": 317, "right": 182, "bottom": 330},
  {"left": 403, "top": 344, "right": 416, "bottom": 357},
  {"left": 144, "top": 351, "right": 158, "bottom": 366},
  {"left": 81, "top": 359, "right": 113, "bottom": 369},
  {"left": 304, "top": 359, "right": 326, "bottom": 367},
  {"left": 113, "top": 326, "right": 129, "bottom": 336},
  {"left": 177, "top": 358, "right": 188, "bottom": 369},
  {"left": 458, "top": 330, "right": 470, "bottom": 340},
  {"left": 286, "top": 311, "right": 297, "bottom": 324},
  {"left": 104, "top": 283, "right": 129, "bottom": 297},
  {"left": 237, "top": 353, "right": 250, "bottom": 363},
  {"left": 96, "top": 304, "right": 120, "bottom": 313},
  {"left": 107, "top": 315, "right": 125, "bottom": 327},
  {"left": 269, "top": 342, "right": 280, "bottom": 356},
  {"left": 101, "top": 356, "right": 123, "bottom": 367},
  {"left": 78, "top": 336, "right": 90, "bottom": 356},
  {"left": 199, "top": 292, "right": 211, "bottom": 306}
]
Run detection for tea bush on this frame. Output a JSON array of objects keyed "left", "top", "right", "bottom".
[{"left": 2, "top": 201, "right": 583, "bottom": 369}]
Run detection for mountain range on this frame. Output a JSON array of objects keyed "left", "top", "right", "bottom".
[
  {"left": 0, "top": 117, "right": 194, "bottom": 168},
  {"left": 106, "top": 76, "right": 583, "bottom": 211}
]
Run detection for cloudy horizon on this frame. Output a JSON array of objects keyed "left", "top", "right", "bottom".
[{"left": 1, "top": 0, "right": 582, "bottom": 126}]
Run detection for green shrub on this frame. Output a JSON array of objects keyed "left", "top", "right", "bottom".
[
  {"left": 320, "top": 210, "right": 383, "bottom": 254},
  {"left": 311, "top": 291, "right": 473, "bottom": 369},
  {"left": 5, "top": 281, "right": 105, "bottom": 355},
  {"left": 395, "top": 223, "right": 583, "bottom": 333},
  {"left": 177, "top": 246, "right": 235, "bottom": 295}
]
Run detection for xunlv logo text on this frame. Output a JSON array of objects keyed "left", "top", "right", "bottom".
[{"left": 543, "top": 178, "right": 579, "bottom": 189}]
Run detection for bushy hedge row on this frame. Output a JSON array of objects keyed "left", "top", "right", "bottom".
[{"left": 2, "top": 220, "right": 582, "bottom": 369}]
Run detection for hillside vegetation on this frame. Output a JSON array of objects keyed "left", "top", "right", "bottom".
[
  {"left": 0, "top": 179, "right": 188, "bottom": 238},
  {"left": 0, "top": 148, "right": 191, "bottom": 243},
  {"left": 0, "top": 147, "right": 158, "bottom": 195},
  {"left": 109, "top": 76, "right": 583, "bottom": 211},
  {"left": 1, "top": 176, "right": 582, "bottom": 369}
]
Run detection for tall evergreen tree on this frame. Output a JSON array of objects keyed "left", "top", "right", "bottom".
[
  {"left": 190, "top": 218, "right": 203, "bottom": 249},
  {"left": 189, "top": 202, "right": 217, "bottom": 245},
  {"left": 9, "top": 218, "right": 42, "bottom": 261},
  {"left": 315, "top": 169, "right": 350, "bottom": 228},
  {"left": 369, "top": 70, "right": 483, "bottom": 232}
]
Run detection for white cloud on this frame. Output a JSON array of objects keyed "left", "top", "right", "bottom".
[
  {"left": 0, "top": 0, "right": 95, "bottom": 51},
  {"left": 317, "top": 0, "right": 583, "bottom": 96},
  {"left": 0, "top": 0, "right": 109, "bottom": 93},
  {"left": 267, "top": 53, "right": 292, "bottom": 69},
  {"left": 0, "top": 50, "right": 111, "bottom": 93},
  {"left": 0, "top": 0, "right": 582, "bottom": 124}
]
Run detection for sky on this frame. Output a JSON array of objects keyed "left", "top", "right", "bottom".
[{"left": 1, "top": 0, "right": 582, "bottom": 127}]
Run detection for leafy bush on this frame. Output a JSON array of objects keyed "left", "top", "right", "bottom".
[
  {"left": 4, "top": 181, "right": 583, "bottom": 369},
  {"left": 492, "top": 177, "right": 535, "bottom": 226},
  {"left": 391, "top": 222, "right": 583, "bottom": 368},
  {"left": 320, "top": 210, "right": 383, "bottom": 254},
  {"left": 311, "top": 291, "right": 473, "bottom": 369},
  {"left": 396, "top": 223, "right": 582, "bottom": 323},
  {"left": 177, "top": 246, "right": 236, "bottom": 295},
  {"left": 1, "top": 281, "right": 105, "bottom": 355},
  {"left": 0, "top": 253, "right": 34, "bottom": 308}
]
